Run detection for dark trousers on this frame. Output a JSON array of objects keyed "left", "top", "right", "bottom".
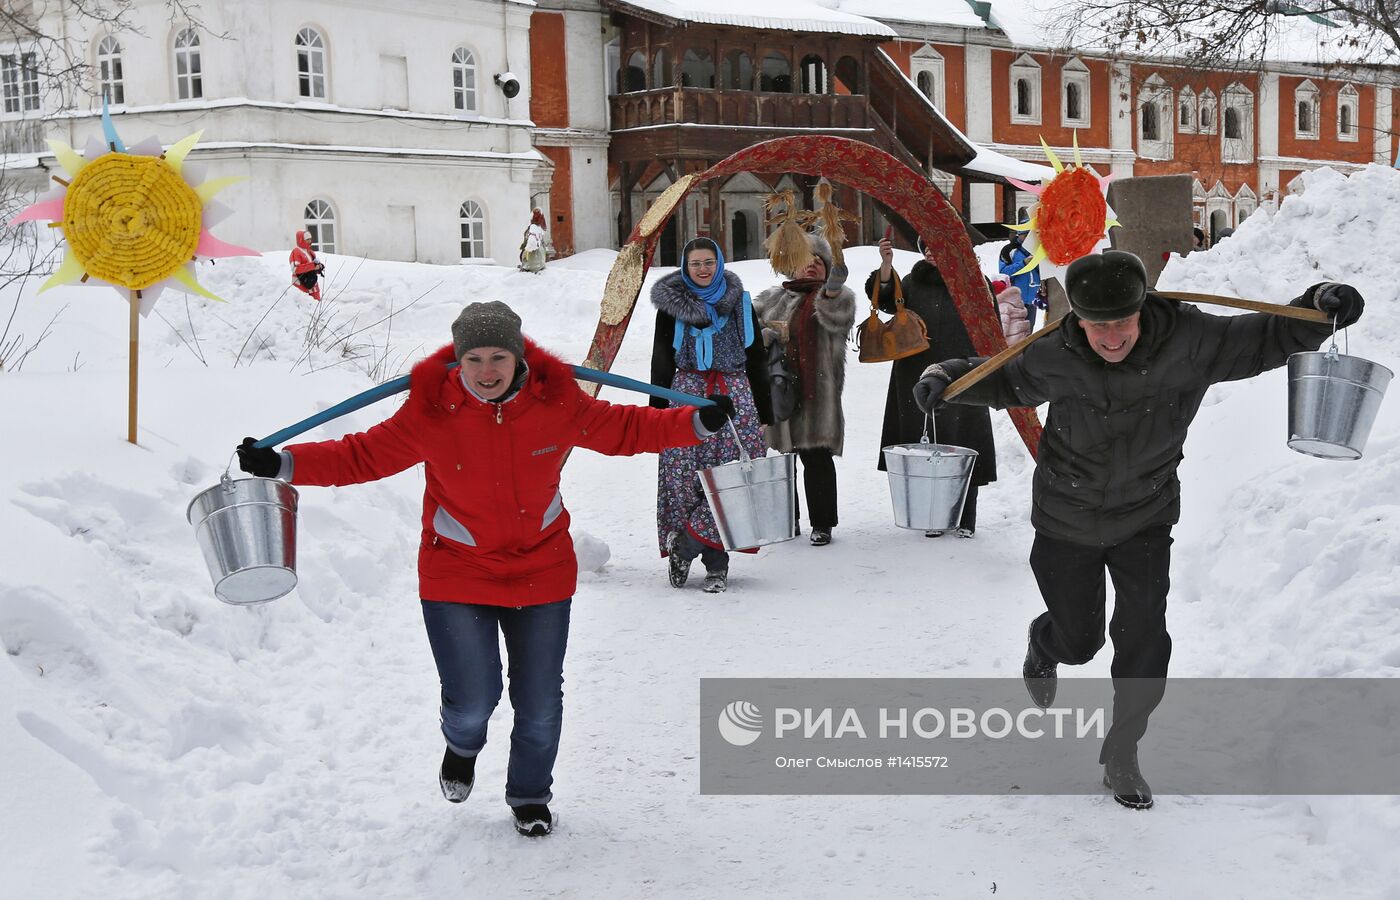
[
  {"left": 959, "top": 483, "right": 979, "bottom": 532},
  {"left": 795, "top": 447, "right": 838, "bottom": 530},
  {"left": 1028, "top": 526, "right": 1173, "bottom": 762},
  {"left": 674, "top": 530, "right": 729, "bottom": 574},
  {"left": 420, "top": 598, "right": 571, "bottom": 807}
]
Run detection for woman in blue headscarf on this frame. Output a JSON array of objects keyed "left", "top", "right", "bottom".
[{"left": 649, "top": 236, "right": 772, "bottom": 593}]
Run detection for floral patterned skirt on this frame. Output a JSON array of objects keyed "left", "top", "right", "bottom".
[{"left": 656, "top": 369, "right": 767, "bottom": 553}]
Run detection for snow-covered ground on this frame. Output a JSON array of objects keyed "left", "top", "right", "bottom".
[{"left": 2, "top": 166, "right": 1399, "bottom": 898}]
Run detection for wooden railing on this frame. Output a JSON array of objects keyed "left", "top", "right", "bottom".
[{"left": 610, "top": 87, "right": 870, "bottom": 132}]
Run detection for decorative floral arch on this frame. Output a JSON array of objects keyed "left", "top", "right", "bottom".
[{"left": 585, "top": 135, "right": 1043, "bottom": 456}]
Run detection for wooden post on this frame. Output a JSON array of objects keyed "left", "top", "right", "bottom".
[{"left": 127, "top": 291, "right": 139, "bottom": 444}]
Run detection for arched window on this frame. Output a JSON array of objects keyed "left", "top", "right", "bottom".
[
  {"left": 174, "top": 28, "right": 202, "bottom": 100},
  {"left": 97, "top": 36, "right": 124, "bottom": 105},
  {"left": 917, "top": 71, "right": 934, "bottom": 99},
  {"left": 296, "top": 27, "right": 326, "bottom": 99},
  {"left": 799, "top": 54, "right": 826, "bottom": 95},
  {"left": 1294, "top": 79, "right": 1319, "bottom": 139},
  {"left": 452, "top": 48, "right": 477, "bottom": 112},
  {"left": 460, "top": 200, "right": 486, "bottom": 260},
  {"left": 722, "top": 51, "right": 752, "bottom": 90},
  {"left": 681, "top": 48, "right": 715, "bottom": 89},
  {"left": 304, "top": 199, "right": 337, "bottom": 253},
  {"left": 624, "top": 50, "right": 647, "bottom": 92},
  {"left": 1198, "top": 90, "right": 1217, "bottom": 134},
  {"left": 1010, "top": 54, "right": 1041, "bottom": 124},
  {"left": 1178, "top": 87, "right": 1196, "bottom": 133},
  {"left": 651, "top": 49, "right": 672, "bottom": 89},
  {"left": 1221, "top": 82, "right": 1253, "bottom": 162},
  {"left": 1338, "top": 84, "right": 1359, "bottom": 141},
  {"left": 835, "top": 56, "right": 860, "bottom": 95},
  {"left": 1061, "top": 57, "right": 1090, "bottom": 127},
  {"left": 759, "top": 52, "right": 791, "bottom": 93},
  {"left": 1137, "top": 74, "right": 1172, "bottom": 159}
]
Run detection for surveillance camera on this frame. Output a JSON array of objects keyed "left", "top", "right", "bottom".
[{"left": 494, "top": 72, "right": 520, "bottom": 99}]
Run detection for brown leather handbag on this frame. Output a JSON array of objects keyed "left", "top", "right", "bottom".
[{"left": 858, "top": 270, "right": 929, "bottom": 363}]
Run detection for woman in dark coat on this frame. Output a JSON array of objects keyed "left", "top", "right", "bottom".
[
  {"left": 650, "top": 237, "right": 772, "bottom": 592},
  {"left": 865, "top": 235, "right": 996, "bottom": 537}
]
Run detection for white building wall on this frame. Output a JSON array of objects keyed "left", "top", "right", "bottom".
[
  {"left": 1108, "top": 63, "right": 1135, "bottom": 180},
  {"left": 12, "top": 0, "right": 543, "bottom": 264},
  {"left": 1374, "top": 85, "right": 1393, "bottom": 164},
  {"left": 569, "top": 143, "right": 614, "bottom": 250}
]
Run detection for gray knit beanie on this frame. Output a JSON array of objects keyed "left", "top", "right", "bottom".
[
  {"left": 451, "top": 301, "right": 525, "bottom": 359},
  {"left": 806, "top": 232, "right": 833, "bottom": 277}
]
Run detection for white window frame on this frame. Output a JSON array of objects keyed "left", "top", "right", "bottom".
[
  {"left": 1294, "top": 79, "right": 1319, "bottom": 140},
  {"left": 1010, "top": 53, "right": 1041, "bottom": 125},
  {"left": 173, "top": 28, "right": 202, "bottom": 100},
  {"left": 910, "top": 44, "right": 945, "bottom": 111},
  {"left": 97, "top": 36, "right": 124, "bottom": 105},
  {"left": 1222, "top": 82, "right": 1253, "bottom": 163},
  {"left": 452, "top": 46, "right": 477, "bottom": 113},
  {"left": 304, "top": 199, "right": 337, "bottom": 254},
  {"left": 1337, "top": 83, "right": 1359, "bottom": 142},
  {"left": 1178, "top": 86, "right": 1196, "bottom": 133},
  {"left": 1198, "top": 89, "right": 1218, "bottom": 135},
  {"left": 460, "top": 200, "right": 486, "bottom": 260},
  {"left": 1137, "top": 74, "right": 1173, "bottom": 160},
  {"left": 1061, "top": 57, "right": 1090, "bottom": 128},
  {"left": 1234, "top": 183, "right": 1257, "bottom": 223},
  {"left": 296, "top": 27, "right": 327, "bottom": 100}
]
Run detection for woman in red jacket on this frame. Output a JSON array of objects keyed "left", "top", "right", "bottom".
[{"left": 237, "top": 301, "right": 734, "bottom": 837}]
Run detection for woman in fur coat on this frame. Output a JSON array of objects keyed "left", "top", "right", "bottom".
[
  {"left": 650, "top": 237, "right": 772, "bottom": 593},
  {"left": 865, "top": 235, "right": 997, "bottom": 537},
  {"left": 752, "top": 232, "right": 857, "bottom": 546}
]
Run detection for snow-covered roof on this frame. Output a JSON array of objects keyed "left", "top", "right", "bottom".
[
  {"left": 608, "top": 0, "right": 897, "bottom": 38},
  {"left": 987, "top": 0, "right": 1399, "bottom": 67},
  {"left": 833, "top": 0, "right": 988, "bottom": 30}
]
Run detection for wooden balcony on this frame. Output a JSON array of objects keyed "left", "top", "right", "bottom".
[{"left": 609, "top": 87, "right": 874, "bottom": 162}]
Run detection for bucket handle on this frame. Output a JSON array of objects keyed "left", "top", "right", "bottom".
[
  {"left": 920, "top": 409, "right": 939, "bottom": 448},
  {"left": 727, "top": 418, "right": 752, "bottom": 465}
]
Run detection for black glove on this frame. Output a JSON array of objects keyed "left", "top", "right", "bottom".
[
  {"left": 236, "top": 437, "right": 281, "bottom": 478},
  {"left": 1306, "top": 282, "right": 1364, "bottom": 328},
  {"left": 698, "top": 394, "right": 736, "bottom": 432},
  {"left": 913, "top": 365, "right": 952, "bottom": 414}
]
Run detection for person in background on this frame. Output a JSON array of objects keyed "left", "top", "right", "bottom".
[
  {"left": 650, "top": 237, "right": 771, "bottom": 593},
  {"left": 913, "top": 251, "right": 1365, "bottom": 811},
  {"left": 866, "top": 235, "right": 999, "bottom": 538},
  {"left": 1191, "top": 227, "right": 1207, "bottom": 252},
  {"left": 290, "top": 230, "right": 325, "bottom": 300},
  {"left": 999, "top": 210, "right": 1044, "bottom": 329},
  {"left": 519, "top": 208, "right": 551, "bottom": 274},
  {"left": 235, "top": 301, "right": 735, "bottom": 837},
  {"left": 753, "top": 232, "right": 856, "bottom": 546}
]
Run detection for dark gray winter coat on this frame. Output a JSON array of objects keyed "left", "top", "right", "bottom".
[
  {"left": 865, "top": 261, "right": 997, "bottom": 485},
  {"left": 947, "top": 292, "right": 1334, "bottom": 546}
]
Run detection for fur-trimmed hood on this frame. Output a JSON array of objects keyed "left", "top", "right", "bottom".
[
  {"left": 907, "top": 259, "right": 948, "bottom": 290},
  {"left": 408, "top": 339, "right": 578, "bottom": 417},
  {"left": 650, "top": 270, "right": 745, "bottom": 326}
]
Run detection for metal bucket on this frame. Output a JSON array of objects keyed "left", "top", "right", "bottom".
[
  {"left": 883, "top": 442, "right": 979, "bottom": 530},
  {"left": 1287, "top": 347, "right": 1393, "bottom": 460},
  {"left": 187, "top": 474, "right": 299, "bottom": 605},
  {"left": 697, "top": 423, "right": 798, "bottom": 550}
]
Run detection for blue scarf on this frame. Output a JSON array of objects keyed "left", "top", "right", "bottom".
[{"left": 679, "top": 241, "right": 729, "bottom": 325}]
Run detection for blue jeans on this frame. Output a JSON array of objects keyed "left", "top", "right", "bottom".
[{"left": 420, "top": 598, "right": 571, "bottom": 807}]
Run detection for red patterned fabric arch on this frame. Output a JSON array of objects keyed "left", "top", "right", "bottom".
[{"left": 584, "top": 135, "right": 1042, "bottom": 456}]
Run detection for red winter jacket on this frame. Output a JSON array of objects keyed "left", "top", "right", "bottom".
[{"left": 287, "top": 341, "right": 701, "bottom": 606}]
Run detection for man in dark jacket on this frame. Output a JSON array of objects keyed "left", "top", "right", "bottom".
[{"left": 913, "top": 250, "right": 1365, "bottom": 810}]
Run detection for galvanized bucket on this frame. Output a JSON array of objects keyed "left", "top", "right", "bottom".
[
  {"left": 882, "top": 414, "right": 978, "bottom": 530},
  {"left": 698, "top": 422, "right": 798, "bottom": 551},
  {"left": 187, "top": 474, "right": 299, "bottom": 605},
  {"left": 1287, "top": 345, "right": 1392, "bottom": 460}
]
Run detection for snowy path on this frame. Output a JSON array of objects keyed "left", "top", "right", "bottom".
[{"left": 2, "top": 235, "right": 1397, "bottom": 897}]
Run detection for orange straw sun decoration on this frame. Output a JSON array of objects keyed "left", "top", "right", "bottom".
[{"left": 1006, "top": 134, "right": 1120, "bottom": 275}]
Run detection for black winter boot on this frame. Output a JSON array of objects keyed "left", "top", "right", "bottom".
[
  {"left": 439, "top": 747, "right": 476, "bottom": 803},
  {"left": 1022, "top": 622, "right": 1058, "bottom": 708},
  {"left": 1103, "top": 747, "right": 1154, "bottom": 810},
  {"left": 512, "top": 803, "right": 554, "bottom": 836},
  {"left": 666, "top": 531, "right": 694, "bottom": 588}
]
